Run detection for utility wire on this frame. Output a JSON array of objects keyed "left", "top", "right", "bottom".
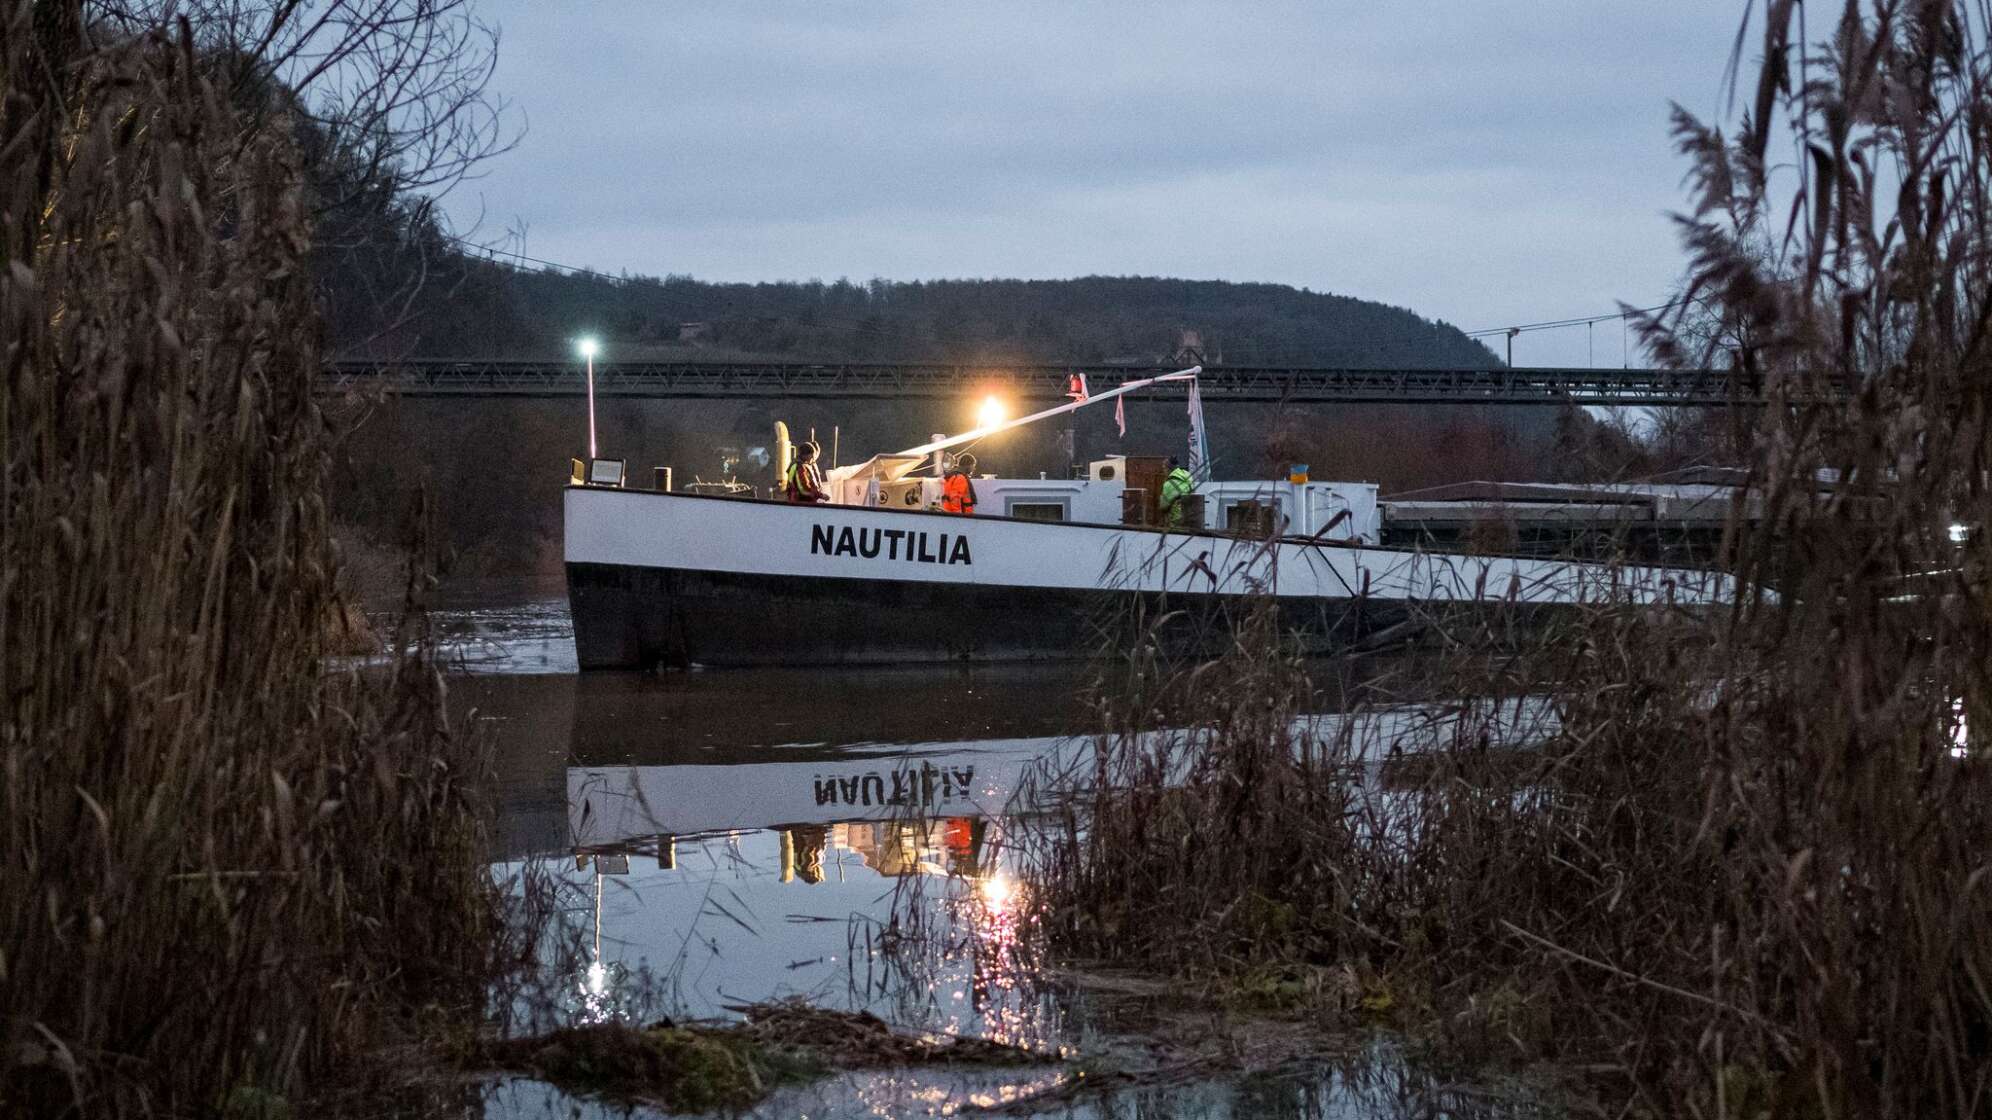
[
  {"left": 1462, "top": 299, "right": 1691, "bottom": 338},
  {"left": 1225, "top": 298, "right": 1692, "bottom": 367}
]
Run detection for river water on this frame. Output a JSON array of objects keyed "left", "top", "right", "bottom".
[{"left": 446, "top": 598, "right": 1562, "bottom": 1119}]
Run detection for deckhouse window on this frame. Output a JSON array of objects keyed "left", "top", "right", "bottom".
[
  {"left": 1222, "top": 497, "right": 1288, "bottom": 534},
  {"left": 1007, "top": 501, "right": 1067, "bottom": 522}
]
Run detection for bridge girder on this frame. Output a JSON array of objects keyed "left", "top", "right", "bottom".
[{"left": 319, "top": 359, "right": 1838, "bottom": 407}]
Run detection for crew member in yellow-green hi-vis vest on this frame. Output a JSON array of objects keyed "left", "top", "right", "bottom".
[
  {"left": 1159, "top": 456, "right": 1196, "bottom": 527},
  {"left": 784, "top": 440, "right": 829, "bottom": 503}
]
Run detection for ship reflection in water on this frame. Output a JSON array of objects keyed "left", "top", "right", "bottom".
[
  {"left": 473, "top": 661, "right": 1562, "bottom": 1044},
  {"left": 465, "top": 656, "right": 1570, "bottom": 1119},
  {"left": 474, "top": 665, "right": 1090, "bottom": 1049}
]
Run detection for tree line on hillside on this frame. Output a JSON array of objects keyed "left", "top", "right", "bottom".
[{"left": 331, "top": 251, "right": 1508, "bottom": 370}]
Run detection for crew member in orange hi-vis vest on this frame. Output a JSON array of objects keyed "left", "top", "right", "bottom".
[{"left": 940, "top": 454, "right": 978, "bottom": 515}]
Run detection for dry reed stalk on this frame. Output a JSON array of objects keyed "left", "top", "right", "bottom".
[
  {"left": 1021, "top": 6, "right": 1992, "bottom": 1114},
  {"left": 1, "top": 9, "right": 505, "bottom": 1116}
]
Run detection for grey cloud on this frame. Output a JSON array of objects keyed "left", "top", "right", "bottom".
[{"left": 453, "top": 1, "right": 1747, "bottom": 366}]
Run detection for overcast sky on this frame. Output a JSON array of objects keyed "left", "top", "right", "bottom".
[{"left": 447, "top": 2, "right": 1746, "bottom": 368}]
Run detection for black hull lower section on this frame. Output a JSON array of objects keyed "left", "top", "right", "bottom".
[{"left": 567, "top": 562, "right": 1566, "bottom": 669}]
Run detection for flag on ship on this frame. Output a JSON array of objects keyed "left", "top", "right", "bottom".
[
  {"left": 1066, "top": 374, "right": 1089, "bottom": 402},
  {"left": 1186, "top": 376, "right": 1210, "bottom": 480},
  {"left": 1114, "top": 394, "right": 1126, "bottom": 438}
]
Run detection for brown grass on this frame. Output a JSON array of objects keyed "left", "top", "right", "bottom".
[
  {"left": 1019, "top": 7, "right": 1992, "bottom": 1109},
  {"left": 1027, "top": 539, "right": 1990, "bottom": 1115},
  {"left": 1, "top": 12, "right": 505, "bottom": 1116}
]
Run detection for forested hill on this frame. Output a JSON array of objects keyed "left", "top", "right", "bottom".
[{"left": 330, "top": 260, "right": 1502, "bottom": 369}]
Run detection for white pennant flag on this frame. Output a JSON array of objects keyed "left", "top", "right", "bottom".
[
  {"left": 1186, "top": 376, "right": 1210, "bottom": 480},
  {"left": 1114, "top": 394, "right": 1126, "bottom": 438}
]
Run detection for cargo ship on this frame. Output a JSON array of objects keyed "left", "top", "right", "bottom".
[{"left": 565, "top": 367, "right": 1734, "bottom": 669}]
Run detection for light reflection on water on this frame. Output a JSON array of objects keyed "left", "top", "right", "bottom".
[
  {"left": 468, "top": 656, "right": 1097, "bottom": 1049},
  {"left": 494, "top": 821, "right": 1062, "bottom": 1049},
  {"left": 455, "top": 602, "right": 1563, "bottom": 1119}
]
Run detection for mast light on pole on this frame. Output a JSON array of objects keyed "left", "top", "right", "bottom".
[{"left": 577, "top": 336, "right": 600, "bottom": 459}]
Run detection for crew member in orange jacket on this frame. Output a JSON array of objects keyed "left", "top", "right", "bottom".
[{"left": 941, "top": 454, "right": 978, "bottom": 515}]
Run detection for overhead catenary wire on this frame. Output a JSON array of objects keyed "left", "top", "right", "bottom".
[
  {"left": 1454, "top": 297, "right": 1706, "bottom": 368},
  {"left": 1462, "top": 299, "right": 1690, "bottom": 339}
]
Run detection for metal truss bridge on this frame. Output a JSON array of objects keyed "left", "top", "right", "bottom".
[{"left": 319, "top": 358, "right": 1837, "bottom": 406}]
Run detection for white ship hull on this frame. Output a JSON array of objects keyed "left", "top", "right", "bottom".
[{"left": 563, "top": 486, "right": 1730, "bottom": 669}]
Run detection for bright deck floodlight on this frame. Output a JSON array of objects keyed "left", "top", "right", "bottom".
[
  {"left": 976, "top": 395, "right": 1007, "bottom": 430},
  {"left": 577, "top": 337, "right": 600, "bottom": 359}
]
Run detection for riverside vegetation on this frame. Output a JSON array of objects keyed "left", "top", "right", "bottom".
[
  {"left": 11, "top": 2, "right": 1992, "bottom": 1119},
  {"left": 0, "top": 3, "right": 523, "bottom": 1115},
  {"left": 1021, "top": 5, "right": 1992, "bottom": 1117}
]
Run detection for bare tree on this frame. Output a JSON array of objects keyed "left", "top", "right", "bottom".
[
  {"left": 76, "top": 1, "right": 519, "bottom": 354},
  {"left": 88, "top": 0, "right": 512, "bottom": 200}
]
